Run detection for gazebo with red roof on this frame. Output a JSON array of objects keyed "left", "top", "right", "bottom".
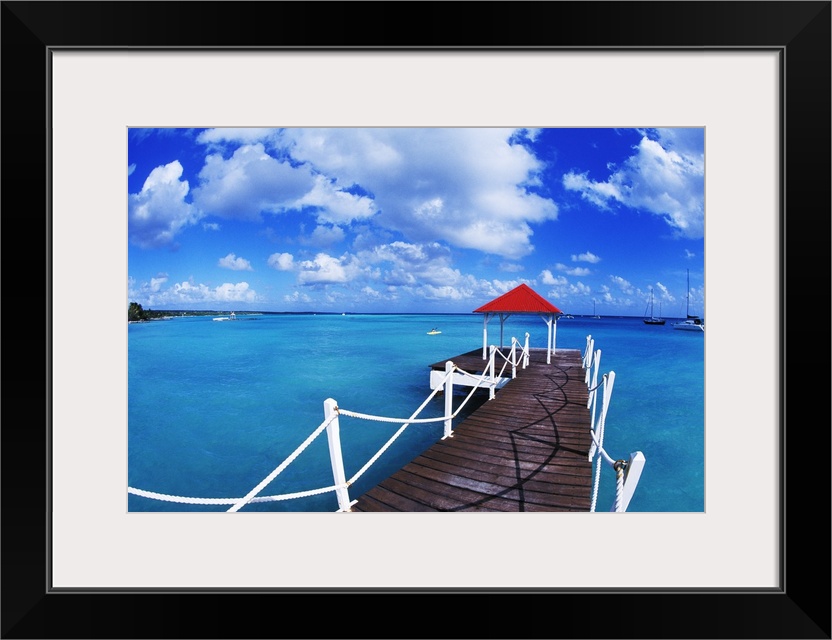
[{"left": 473, "top": 283, "right": 563, "bottom": 364}]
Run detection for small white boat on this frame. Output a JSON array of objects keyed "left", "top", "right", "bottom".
[
  {"left": 673, "top": 318, "right": 704, "bottom": 332},
  {"left": 673, "top": 270, "right": 704, "bottom": 332},
  {"left": 427, "top": 328, "right": 441, "bottom": 335}
]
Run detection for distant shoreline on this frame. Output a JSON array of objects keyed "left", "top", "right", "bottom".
[{"left": 129, "top": 310, "right": 702, "bottom": 322}]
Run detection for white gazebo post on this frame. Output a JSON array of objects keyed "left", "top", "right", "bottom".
[
  {"left": 474, "top": 284, "right": 563, "bottom": 364},
  {"left": 545, "top": 314, "right": 553, "bottom": 364},
  {"left": 499, "top": 312, "right": 509, "bottom": 349},
  {"left": 540, "top": 313, "right": 556, "bottom": 364},
  {"left": 551, "top": 313, "right": 558, "bottom": 359},
  {"left": 482, "top": 312, "right": 491, "bottom": 359}
]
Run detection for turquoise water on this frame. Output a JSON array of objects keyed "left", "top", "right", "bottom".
[{"left": 128, "top": 313, "right": 704, "bottom": 513}]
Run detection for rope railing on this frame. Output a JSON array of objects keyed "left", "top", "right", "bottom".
[
  {"left": 492, "top": 333, "right": 530, "bottom": 379},
  {"left": 129, "top": 334, "right": 645, "bottom": 513},
  {"left": 127, "top": 408, "right": 350, "bottom": 508},
  {"left": 583, "top": 334, "right": 646, "bottom": 512},
  {"left": 128, "top": 341, "right": 520, "bottom": 512},
  {"left": 127, "top": 481, "right": 346, "bottom": 506}
]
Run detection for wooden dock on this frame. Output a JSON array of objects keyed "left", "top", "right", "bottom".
[{"left": 350, "top": 347, "right": 594, "bottom": 512}]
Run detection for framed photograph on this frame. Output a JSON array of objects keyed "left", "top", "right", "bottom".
[{"left": 3, "top": 1, "right": 829, "bottom": 638}]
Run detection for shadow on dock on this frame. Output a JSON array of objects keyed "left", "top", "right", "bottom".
[{"left": 350, "top": 348, "right": 592, "bottom": 512}]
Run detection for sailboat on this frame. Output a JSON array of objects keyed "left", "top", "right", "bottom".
[
  {"left": 643, "top": 287, "right": 666, "bottom": 325},
  {"left": 673, "top": 269, "right": 704, "bottom": 332},
  {"left": 592, "top": 299, "right": 601, "bottom": 319}
]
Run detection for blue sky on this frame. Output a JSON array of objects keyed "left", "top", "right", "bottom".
[{"left": 128, "top": 127, "right": 704, "bottom": 316}]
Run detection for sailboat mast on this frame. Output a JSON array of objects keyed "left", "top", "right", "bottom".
[{"left": 686, "top": 269, "right": 691, "bottom": 317}]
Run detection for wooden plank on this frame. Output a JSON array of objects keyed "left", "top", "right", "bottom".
[
  {"left": 420, "top": 444, "right": 593, "bottom": 483},
  {"left": 350, "top": 348, "right": 594, "bottom": 512}
]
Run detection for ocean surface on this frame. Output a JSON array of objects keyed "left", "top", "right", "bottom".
[{"left": 128, "top": 313, "right": 704, "bottom": 513}]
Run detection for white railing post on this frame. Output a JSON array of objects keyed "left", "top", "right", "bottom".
[
  {"left": 583, "top": 336, "right": 594, "bottom": 383},
  {"left": 488, "top": 345, "right": 496, "bottom": 400},
  {"left": 588, "top": 348, "right": 601, "bottom": 410},
  {"left": 546, "top": 315, "right": 553, "bottom": 364},
  {"left": 552, "top": 315, "right": 558, "bottom": 356},
  {"left": 510, "top": 338, "right": 517, "bottom": 378},
  {"left": 589, "top": 368, "right": 612, "bottom": 463},
  {"left": 611, "top": 451, "right": 646, "bottom": 512},
  {"left": 443, "top": 360, "right": 454, "bottom": 438},
  {"left": 524, "top": 332, "right": 530, "bottom": 368},
  {"left": 323, "top": 398, "right": 351, "bottom": 512}
]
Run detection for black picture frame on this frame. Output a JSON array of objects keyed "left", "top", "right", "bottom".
[{"left": 2, "top": 1, "right": 829, "bottom": 638}]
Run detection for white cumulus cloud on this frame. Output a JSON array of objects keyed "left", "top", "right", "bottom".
[
  {"left": 540, "top": 270, "right": 567, "bottom": 286},
  {"left": 280, "top": 128, "right": 558, "bottom": 259},
  {"left": 134, "top": 279, "right": 258, "bottom": 306},
  {"left": 268, "top": 252, "right": 295, "bottom": 271},
  {"left": 571, "top": 252, "right": 601, "bottom": 264},
  {"left": 218, "top": 253, "right": 253, "bottom": 271},
  {"left": 128, "top": 161, "right": 200, "bottom": 248},
  {"left": 296, "top": 253, "right": 357, "bottom": 285},
  {"left": 191, "top": 143, "right": 315, "bottom": 221},
  {"left": 563, "top": 129, "right": 704, "bottom": 239}
]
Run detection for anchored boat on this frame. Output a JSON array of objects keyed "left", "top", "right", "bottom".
[
  {"left": 673, "top": 270, "right": 704, "bottom": 332},
  {"left": 643, "top": 287, "right": 666, "bottom": 325}
]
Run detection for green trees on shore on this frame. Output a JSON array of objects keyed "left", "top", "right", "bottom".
[
  {"left": 128, "top": 302, "right": 148, "bottom": 322},
  {"left": 129, "top": 303, "right": 242, "bottom": 321}
]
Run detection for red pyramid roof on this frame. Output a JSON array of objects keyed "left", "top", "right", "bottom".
[{"left": 473, "top": 283, "right": 562, "bottom": 314}]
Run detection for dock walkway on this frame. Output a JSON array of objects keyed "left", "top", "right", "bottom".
[{"left": 350, "top": 347, "right": 593, "bottom": 512}]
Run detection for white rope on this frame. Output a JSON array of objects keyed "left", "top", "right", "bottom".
[
  {"left": 433, "top": 364, "right": 457, "bottom": 387},
  {"left": 336, "top": 408, "right": 447, "bottom": 424},
  {"left": 344, "top": 376, "right": 450, "bottom": 484},
  {"left": 131, "top": 363, "right": 467, "bottom": 509},
  {"left": 255, "top": 483, "right": 348, "bottom": 502},
  {"left": 453, "top": 367, "right": 489, "bottom": 381},
  {"left": 132, "top": 337, "right": 639, "bottom": 515},
  {"left": 588, "top": 433, "right": 629, "bottom": 513},
  {"left": 337, "top": 368, "right": 448, "bottom": 423},
  {"left": 127, "top": 481, "right": 349, "bottom": 505},
  {"left": 227, "top": 412, "right": 338, "bottom": 512},
  {"left": 449, "top": 375, "right": 489, "bottom": 417},
  {"left": 493, "top": 343, "right": 527, "bottom": 372},
  {"left": 347, "top": 422, "right": 411, "bottom": 485},
  {"left": 589, "top": 453, "right": 603, "bottom": 513},
  {"left": 494, "top": 347, "right": 519, "bottom": 366},
  {"left": 590, "top": 431, "right": 616, "bottom": 465},
  {"left": 128, "top": 487, "right": 242, "bottom": 505},
  {"left": 448, "top": 365, "right": 500, "bottom": 399},
  {"left": 340, "top": 362, "right": 493, "bottom": 427},
  {"left": 613, "top": 461, "right": 626, "bottom": 512}
]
